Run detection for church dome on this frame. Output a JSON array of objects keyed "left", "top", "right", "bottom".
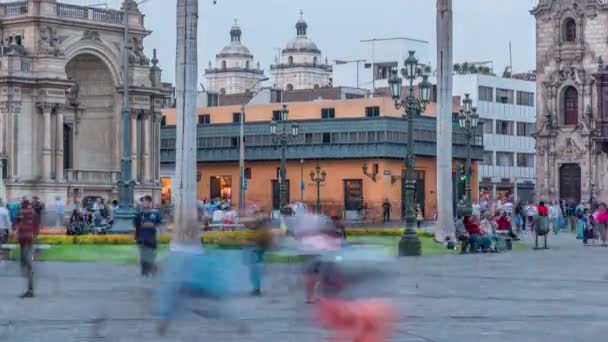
[
  {"left": 282, "top": 17, "right": 321, "bottom": 54},
  {"left": 217, "top": 24, "right": 253, "bottom": 58}
]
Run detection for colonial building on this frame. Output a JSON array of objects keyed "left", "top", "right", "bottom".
[
  {"left": 0, "top": 0, "right": 171, "bottom": 205},
  {"left": 532, "top": 0, "right": 608, "bottom": 204},
  {"left": 270, "top": 14, "right": 333, "bottom": 91},
  {"left": 204, "top": 22, "right": 266, "bottom": 95}
]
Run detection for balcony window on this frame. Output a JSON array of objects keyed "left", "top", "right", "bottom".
[
  {"left": 495, "top": 120, "right": 514, "bottom": 135},
  {"left": 482, "top": 151, "right": 494, "bottom": 166},
  {"left": 516, "top": 91, "right": 534, "bottom": 106},
  {"left": 479, "top": 86, "right": 493, "bottom": 102},
  {"left": 517, "top": 153, "right": 535, "bottom": 168},
  {"left": 516, "top": 122, "right": 535, "bottom": 137},
  {"left": 198, "top": 114, "right": 210, "bottom": 125},
  {"left": 496, "top": 152, "right": 514, "bottom": 167},
  {"left": 365, "top": 106, "right": 380, "bottom": 118},
  {"left": 321, "top": 108, "right": 335, "bottom": 119},
  {"left": 496, "top": 88, "right": 514, "bottom": 104}
]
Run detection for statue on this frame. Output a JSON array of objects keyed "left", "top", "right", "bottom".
[
  {"left": 39, "top": 26, "right": 66, "bottom": 56},
  {"left": 128, "top": 37, "right": 150, "bottom": 66}
]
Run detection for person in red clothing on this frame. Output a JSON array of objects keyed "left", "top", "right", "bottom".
[
  {"left": 537, "top": 201, "right": 549, "bottom": 217},
  {"left": 463, "top": 216, "right": 491, "bottom": 252},
  {"left": 14, "top": 199, "right": 40, "bottom": 298}
]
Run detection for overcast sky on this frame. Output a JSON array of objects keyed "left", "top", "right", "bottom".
[{"left": 131, "top": 0, "right": 537, "bottom": 85}]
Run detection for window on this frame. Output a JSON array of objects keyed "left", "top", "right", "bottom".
[
  {"left": 221, "top": 60, "right": 227, "bottom": 70},
  {"left": 516, "top": 122, "right": 535, "bottom": 137},
  {"left": 564, "top": 86, "right": 579, "bottom": 125},
  {"left": 245, "top": 61, "right": 250, "bottom": 70},
  {"left": 305, "top": 133, "right": 313, "bottom": 144},
  {"left": 230, "top": 137, "right": 238, "bottom": 148},
  {"left": 160, "top": 116, "right": 167, "bottom": 127},
  {"left": 516, "top": 91, "right": 534, "bottom": 106},
  {"left": 207, "top": 93, "right": 219, "bottom": 107},
  {"left": 496, "top": 152, "right": 514, "bottom": 167},
  {"left": 480, "top": 119, "right": 493, "bottom": 134},
  {"left": 288, "top": 56, "right": 294, "bottom": 66},
  {"left": 322, "top": 133, "right": 331, "bottom": 144},
  {"left": 219, "top": 88, "right": 226, "bottom": 95},
  {"left": 198, "top": 114, "right": 210, "bottom": 125},
  {"left": 245, "top": 168, "right": 252, "bottom": 180},
  {"left": 365, "top": 106, "right": 380, "bottom": 118},
  {"left": 313, "top": 57, "right": 318, "bottom": 66},
  {"left": 496, "top": 88, "right": 514, "bottom": 104},
  {"left": 344, "top": 180, "right": 363, "bottom": 211},
  {"left": 482, "top": 151, "right": 494, "bottom": 166},
  {"left": 321, "top": 108, "right": 335, "bottom": 119},
  {"left": 232, "top": 112, "right": 244, "bottom": 123},
  {"left": 564, "top": 18, "right": 576, "bottom": 42},
  {"left": 495, "top": 120, "right": 514, "bottom": 135},
  {"left": 272, "top": 110, "right": 282, "bottom": 121},
  {"left": 286, "top": 84, "right": 294, "bottom": 91},
  {"left": 517, "top": 153, "right": 535, "bottom": 168},
  {"left": 479, "top": 86, "right": 493, "bottom": 102}
]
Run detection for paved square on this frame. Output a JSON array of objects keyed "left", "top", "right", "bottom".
[{"left": 0, "top": 234, "right": 606, "bottom": 341}]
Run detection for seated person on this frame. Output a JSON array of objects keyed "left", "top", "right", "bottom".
[
  {"left": 463, "top": 216, "right": 492, "bottom": 252},
  {"left": 455, "top": 218, "right": 470, "bottom": 254},
  {"left": 68, "top": 209, "right": 84, "bottom": 235},
  {"left": 495, "top": 211, "right": 519, "bottom": 240}
]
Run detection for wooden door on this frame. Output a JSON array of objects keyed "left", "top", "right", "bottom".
[{"left": 559, "top": 163, "right": 581, "bottom": 203}]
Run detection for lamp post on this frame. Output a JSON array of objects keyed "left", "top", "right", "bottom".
[
  {"left": 388, "top": 50, "right": 431, "bottom": 257},
  {"left": 457, "top": 94, "right": 479, "bottom": 215},
  {"left": 113, "top": 1, "right": 136, "bottom": 233},
  {"left": 300, "top": 159, "right": 305, "bottom": 202},
  {"left": 270, "top": 105, "right": 299, "bottom": 211},
  {"left": 239, "top": 77, "right": 269, "bottom": 210},
  {"left": 310, "top": 163, "right": 327, "bottom": 213}
]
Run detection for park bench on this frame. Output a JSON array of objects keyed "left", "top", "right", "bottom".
[{"left": 0, "top": 244, "right": 51, "bottom": 261}]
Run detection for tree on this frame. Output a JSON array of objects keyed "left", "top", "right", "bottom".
[
  {"left": 435, "top": 0, "right": 455, "bottom": 241},
  {"left": 461, "top": 62, "right": 470, "bottom": 74},
  {"left": 468, "top": 64, "right": 478, "bottom": 74},
  {"left": 453, "top": 63, "right": 461, "bottom": 74}
]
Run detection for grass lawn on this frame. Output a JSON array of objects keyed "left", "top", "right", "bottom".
[{"left": 6, "top": 236, "right": 529, "bottom": 264}]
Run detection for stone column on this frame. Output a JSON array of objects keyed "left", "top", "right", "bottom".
[
  {"left": 141, "top": 111, "right": 151, "bottom": 183},
  {"left": 55, "top": 109, "right": 64, "bottom": 182},
  {"left": 39, "top": 103, "right": 54, "bottom": 181},
  {"left": 130, "top": 111, "right": 139, "bottom": 181},
  {"left": 153, "top": 112, "right": 162, "bottom": 182}
]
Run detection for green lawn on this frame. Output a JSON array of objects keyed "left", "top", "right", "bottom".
[{"left": 6, "top": 236, "right": 529, "bottom": 264}]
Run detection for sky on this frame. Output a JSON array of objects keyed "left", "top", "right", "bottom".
[{"left": 72, "top": 0, "right": 538, "bottom": 87}]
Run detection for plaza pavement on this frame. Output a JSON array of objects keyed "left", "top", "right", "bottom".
[{"left": 0, "top": 232, "right": 606, "bottom": 342}]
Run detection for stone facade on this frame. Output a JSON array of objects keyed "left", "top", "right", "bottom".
[
  {"left": 270, "top": 16, "right": 332, "bottom": 91},
  {"left": 204, "top": 23, "right": 266, "bottom": 95},
  {"left": 532, "top": 0, "right": 608, "bottom": 204},
  {"left": 0, "top": 0, "right": 171, "bottom": 206}
]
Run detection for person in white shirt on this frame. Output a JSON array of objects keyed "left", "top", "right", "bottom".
[
  {"left": 549, "top": 199, "right": 562, "bottom": 235},
  {"left": 0, "top": 200, "right": 11, "bottom": 244}
]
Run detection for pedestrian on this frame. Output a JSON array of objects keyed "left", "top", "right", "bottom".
[
  {"left": 244, "top": 220, "right": 272, "bottom": 296},
  {"left": 416, "top": 204, "right": 424, "bottom": 229},
  {"left": 14, "top": 199, "right": 40, "bottom": 298},
  {"left": 525, "top": 203, "right": 537, "bottom": 233},
  {"left": 135, "top": 195, "right": 161, "bottom": 276},
  {"left": 7, "top": 199, "right": 20, "bottom": 230},
  {"left": 382, "top": 199, "right": 391, "bottom": 223},
  {"left": 549, "top": 200, "right": 562, "bottom": 235},
  {"left": 595, "top": 203, "right": 608, "bottom": 247},
  {"left": 32, "top": 196, "right": 45, "bottom": 229},
  {"left": 55, "top": 196, "right": 65, "bottom": 229},
  {"left": 0, "top": 200, "right": 11, "bottom": 245},
  {"left": 514, "top": 202, "right": 524, "bottom": 233}
]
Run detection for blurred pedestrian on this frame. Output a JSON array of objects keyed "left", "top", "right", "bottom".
[
  {"left": 135, "top": 195, "right": 161, "bottom": 276},
  {"left": 244, "top": 220, "right": 272, "bottom": 296},
  {"left": 55, "top": 196, "right": 65, "bottom": 229},
  {"left": 0, "top": 199, "right": 11, "bottom": 244},
  {"left": 14, "top": 199, "right": 40, "bottom": 298},
  {"left": 549, "top": 199, "right": 562, "bottom": 235},
  {"left": 382, "top": 199, "right": 391, "bottom": 223}
]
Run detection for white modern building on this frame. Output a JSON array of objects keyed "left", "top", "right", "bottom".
[{"left": 453, "top": 74, "right": 536, "bottom": 203}]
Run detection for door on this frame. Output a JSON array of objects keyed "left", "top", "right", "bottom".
[
  {"left": 272, "top": 180, "right": 290, "bottom": 210},
  {"left": 559, "top": 163, "right": 581, "bottom": 203},
  {"left": 63, "top": 124, "right": 72, "bottom": 170},
  {"left": 210, "top": 176, "right": 221, "bottom": 200},
  {"left": 344, "top": 179, "right": 363, "bottom": 211}
]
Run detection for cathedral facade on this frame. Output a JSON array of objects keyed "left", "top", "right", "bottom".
[
  {"left": 532, "top": 0, "right": 608, "bottom": 204},
  {"left": 0, "top": 0, "right": 171, "bottom": 205}
]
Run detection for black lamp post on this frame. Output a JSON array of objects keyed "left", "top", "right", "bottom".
[
  {"left": 457, "top": 94, "right": 479, "bottom": 215},
  {"left": 310, "top": 163, "right": 327, "bottom": 213},
  {"left": 389, "top": 50, "right": 431, "bottom": 257},
  {"left": 270, "top": 105, "right": 299, "bottom": 211}
]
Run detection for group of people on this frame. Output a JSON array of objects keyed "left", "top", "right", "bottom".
[
  {"left": 67, "top": 197, "right": 116, "bottom": 235},
  {"left": 456, "top": 210, "right": 519, "bottom": 254}
]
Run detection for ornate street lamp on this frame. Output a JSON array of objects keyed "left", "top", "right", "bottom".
[
  {"left": 458, "top": 93, "right": 479, "bottom": 216},
  {"left": 310, "top": 163, "right": 327, "bottom": 213},
  {"left": 389, "top": 50, "right": 431, "bottom": 257},
  {"left": 271, "top": 105, "right": 299, "bottom": 211}
]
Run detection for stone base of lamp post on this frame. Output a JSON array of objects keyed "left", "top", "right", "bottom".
[
  {"left": 398, "top": 233, "right": 421, "bottom": 256},
  {"left": 112, "top": 209, "right": 135, "bottom": 233}
]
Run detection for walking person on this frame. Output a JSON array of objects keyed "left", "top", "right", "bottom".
[
  {"left": 55, "top": 196, "right": 65, "bottom": 229},
  {"left": 0, "top": 200, "right": 11, "bottom": 245},
  {"left": 14, "top": 199, "right": 40, "bottom": 298},
  {"left": 382, "top": 199, "right": 391, "bottom": 223},
  {"left": 595, "top": 203, "right": 608, "bottom": 247},
  {"left": 416, "top": 204, "right": 424, "bottom": 229},
  {"left": 549, "top": 200, "right": 562, "bottom": 235},
  {"left": 134, "top": 195, "right": 161, "bottom": 277},
  {"left": 514, "top": 202, "right": 524, "bottom": 233}
]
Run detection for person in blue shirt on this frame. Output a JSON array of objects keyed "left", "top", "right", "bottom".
[{"left": 135, "top": 195, "right": 161, "bottom": 277}]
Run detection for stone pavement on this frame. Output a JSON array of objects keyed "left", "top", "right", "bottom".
[{"left": 0, "top": 233, "right": 607, "bottom": 341}]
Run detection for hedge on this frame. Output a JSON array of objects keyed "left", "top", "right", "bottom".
[{"left": 18, "top": 228, "right": 434, "bottom": 246}]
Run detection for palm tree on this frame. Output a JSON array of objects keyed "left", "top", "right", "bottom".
[
  {"left": 461, "top": 62, "right": 470, "bottom": 74},
  {"left": 435, "top": 0, "right": 455, "bottom": 241},
  {"left": 468, "top": 64, "right": 478, "bottom": 74},
  {"left": 453, "top": 63, "right": 461, "bottom": 74}
]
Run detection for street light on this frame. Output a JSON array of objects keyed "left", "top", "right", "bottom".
[
  {"left": 239, "top": 77, "right": 269, "bottom": 210},
  {"left": 388, "top": 50, "right": 431, "bottom": 257},
  {"left": 310, "top": 163, "right": 327, "bottom": 213},
  {"left": 270, "top": 104, "right": 299, "bottom": 211},
  {"left": 458, "top": 93, "right": 479, "bottom": 216}
]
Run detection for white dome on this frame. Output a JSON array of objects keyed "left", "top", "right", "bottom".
[
  {"left": 284, "top": 37, "right": 320, "bottom": 53},
  {"left": 219, "top": 42, "right": 252, "bottom": 57}
]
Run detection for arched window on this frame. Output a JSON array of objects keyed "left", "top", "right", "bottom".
[
  {"left": 314, "top": 84, "right": 320, "bottom": 89},
  {"left": 288, "top": 56, "right": 294, "bottom": 66},
  {"left": 313, "top": 57, "right": 318, "bottom": 66},
  {"left": 221, "top": 61, "right": 227, "bottom": 70},
  {"left": 564, "top": 18, "right": 577, "bottom": 42},
  {"left": 564, "top": 86, "right": 579, "bottom": 125},
  {"left": 245, "top": 61, "right": 250, "bottom": 70},
  {"left": 286, "top": 84, "right": 294, "bottom": 91}
]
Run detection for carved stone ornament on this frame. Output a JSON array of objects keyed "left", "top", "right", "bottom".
[
  {"left": 38, "top": 26, "right": 68, "bottom": 57},
  {"left": 81, "top": 30, "right": 102, "bottom": 42},
  {"left": 558, "top": 137, "right": 585, "bottom": 161},
  {"left": 0, "top": 102, "right": 21, "bottom": 114},
  {"left": 127, "top": 36, "right": 150, "bottom": 66}
]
